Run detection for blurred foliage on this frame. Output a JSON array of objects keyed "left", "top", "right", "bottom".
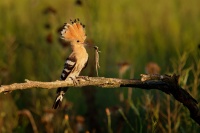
[{"left": 0, "top": 0, "right": 200, "bottom": 132}]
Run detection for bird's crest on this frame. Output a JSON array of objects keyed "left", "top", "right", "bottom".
[{"left": 61, "top": 18, "right": 86, "bottom": 43}]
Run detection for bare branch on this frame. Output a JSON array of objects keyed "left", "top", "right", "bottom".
[{"left": 0, "top": 74, "right": 199, "bottom": 125}]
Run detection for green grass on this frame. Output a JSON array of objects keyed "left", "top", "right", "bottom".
[{"left": 0, "top": 0, "right": 200, "bottom": 132}]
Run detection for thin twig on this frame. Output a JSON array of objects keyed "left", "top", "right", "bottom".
[{"left": 18, "top": 109, "right": 38, "bottom": 133}]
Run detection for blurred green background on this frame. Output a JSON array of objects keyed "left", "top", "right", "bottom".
[{"left": 0, "top": 0, "right": 199, "bottom": 132}]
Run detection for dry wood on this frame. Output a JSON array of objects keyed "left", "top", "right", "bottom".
[{"left": 0, "top": 74, "right": 199, "bottom": 125}]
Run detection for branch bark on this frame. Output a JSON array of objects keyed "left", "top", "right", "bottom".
[{"left": 0, "top": 74, "right": 199, "bottom": 125}]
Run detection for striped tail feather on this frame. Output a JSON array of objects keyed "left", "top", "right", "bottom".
[{"left": 52, "top": 90, "right": 66, "bottom": 109}]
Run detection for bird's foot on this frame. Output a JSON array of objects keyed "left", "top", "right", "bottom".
[
  {"left": 77, "top": 76, "right": 90, "bottom": 81},
  {"left": 69, "top": 77, "right": 79, "bottom": 86}
]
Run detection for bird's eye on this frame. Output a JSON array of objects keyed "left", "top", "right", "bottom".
[{"left": 77, "top": 40, "right": 80, "bottom": 43}]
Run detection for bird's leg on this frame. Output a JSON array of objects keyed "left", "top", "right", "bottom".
[
  {"left": 69, "top": 77, "right": 79, "bottom": 86},
  {"left": 76, "top": 76, "right": 90, "bottom": 81},
  {"left": 67, "top": 76, "right": 89, "bottom": 86}
]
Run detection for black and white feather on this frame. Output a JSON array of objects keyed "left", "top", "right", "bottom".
[
  {"left": 52, "top": 55, "right": 77, "bottom": 109},
  {"left": 52, "top": 49, "right": 88, "bottom": 109}
]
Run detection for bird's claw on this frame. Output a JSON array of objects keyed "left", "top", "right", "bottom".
[
  {"left": 69, "top": 77, "right": 79, "bottom": 86},
  {"left": 77, "top": 76, "right": 90, "bottom": 81},
  {"left": 69, "top": 76, "right": 89, "bottom": 86}
]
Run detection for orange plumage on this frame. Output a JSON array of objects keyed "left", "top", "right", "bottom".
[{"left": 61, "top": 19, "right": 86, "bottom": 43}]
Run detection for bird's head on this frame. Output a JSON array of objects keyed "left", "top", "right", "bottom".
[{"left": 61, "top": 19, "right": 87, "bottom": 45}]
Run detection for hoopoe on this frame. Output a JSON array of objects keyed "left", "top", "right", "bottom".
[{"left": 52, "top": 19, "right": 88, "bottom": 109}]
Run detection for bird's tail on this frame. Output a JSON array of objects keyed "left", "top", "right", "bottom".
[{"left": 52, "top": 87, "right": 68, "bottom": 109}]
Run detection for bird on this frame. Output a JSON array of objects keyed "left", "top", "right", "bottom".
[{"left": 52, "top": 19, "right": 88, "bottom": 109}]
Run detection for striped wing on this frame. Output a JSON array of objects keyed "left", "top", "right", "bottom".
[
  {"left": 60, "top": 57, "right": 76, "bottom": 80},
  {"left": 56, "top": 55, "right": 76, "bottom": 94}
]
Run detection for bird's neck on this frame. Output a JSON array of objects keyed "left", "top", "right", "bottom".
[{"left": 71, "top": 43, "right": 86, "bottom": 52}]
